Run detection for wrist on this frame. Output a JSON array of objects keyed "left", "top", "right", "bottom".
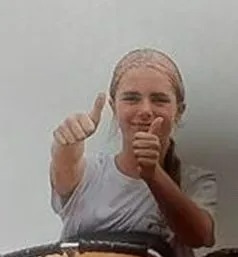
[{"left": 140, "top": 163, "right": 162, "bottom": 184}]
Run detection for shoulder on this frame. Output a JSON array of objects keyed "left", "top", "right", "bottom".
[
  {"left": 51, "top": 152, "right": 113, "bottom": 216},
  {"left": 181, "top": 164, "right": 216, "bottom": 192},
  {"left": 181, "top": 163, "right": 217, "bottom": 217}
]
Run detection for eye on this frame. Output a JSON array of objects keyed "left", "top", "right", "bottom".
[
  {"left": 123, "top": 96, "right": 139, "bottom": 101},
  {"left": 121, "top": 94, "right": 141, "bottom": 104},
  {"left": 151, "top": 95, "right": 171, "bottom": 104}
]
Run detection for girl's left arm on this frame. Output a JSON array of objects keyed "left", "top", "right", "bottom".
[{"left": 143, "top": 165, "right": 216, "bottom": 248}]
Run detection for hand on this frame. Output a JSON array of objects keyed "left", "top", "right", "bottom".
[
  {"left": 132, "top": 117, "right": 163, "bottom": 179},
  {"left": 53, "top": 92, "right": 106, "bottom": 145}
]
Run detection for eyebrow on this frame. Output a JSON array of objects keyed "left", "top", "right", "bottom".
[
  {"left": 119, "top": 91, "right": 141, "bottom": 99},
  {"left": 120, "top": 91, "right": 169, "bottom": 98},
  {"left": 120, "top": 91, "right": 141, "bottom": 96},
  {"left": 150, "top": 92, "right": 170, "bottom": 98}
]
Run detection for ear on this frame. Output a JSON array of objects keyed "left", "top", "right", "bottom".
[{"left": 175, "top": 103, "right": 186, "bottom": 124}]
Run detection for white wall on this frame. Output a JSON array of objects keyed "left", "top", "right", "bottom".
[{"left": 0, "top": 0, "right": 237, "bottom": 255}]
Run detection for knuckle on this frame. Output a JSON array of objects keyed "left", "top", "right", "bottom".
[
  {"left": 53, "top": 130, "right": 60, "bottom": 139},
  {"left": 132, "top": 140, "right": 138, "bottom": 147},
  {"left": 58, "top": 123, "right": 66, "bottom": 132},
  {"left": 76, "top": 113, "right": 85, "bottom": 121},
  {"left": 66, "top": 115, "right": 77, "bottom": 125},
  {"left": 53, "top": 132, "right": 63, "bottom": 144},
  {"left": 154, "top": 151, "right": 159, "bottom": 158},
  {"left": 85, "top": 120, "right": 96, "bottom": 135},
  {"left": 154, "top": 143, "right": 160, "bottom": 151}
]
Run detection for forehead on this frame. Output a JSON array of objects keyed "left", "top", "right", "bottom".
[{"left": 117, "top": 67, "right": 174, "bottom": 93}]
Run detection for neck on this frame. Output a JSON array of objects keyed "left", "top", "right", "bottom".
[{"left": 115, "top": 140, "right": 141, "bottom": 178}]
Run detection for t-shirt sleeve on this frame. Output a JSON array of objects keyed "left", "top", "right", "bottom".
[
  {"left": 50, "top": 153, "right": 102, "bottom": 220},
  {"left": 181, "top": 165, "right": 217, "bottom": 219}
]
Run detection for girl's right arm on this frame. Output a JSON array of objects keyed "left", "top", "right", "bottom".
[{"left": 50, "top": 93, "right": 106, "bottom": 197}]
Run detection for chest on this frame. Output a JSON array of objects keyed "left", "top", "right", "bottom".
[{"left": 77, "top": 177, "right": 170, "bottom": 237}]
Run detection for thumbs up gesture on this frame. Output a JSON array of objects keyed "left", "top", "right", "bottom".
[
  {"left": 132, "top": 117, "right": 164, "bottom": 179},
  {"left": 53, "top": 93, "right": 106, "bottom": 145},
  {"left": 50, "top": 93, "right": 106, "bottom": 195}
]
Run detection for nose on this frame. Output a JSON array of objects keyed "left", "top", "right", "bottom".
[{"left": 138, "top": 99, "right": 153, "bottom": 120}]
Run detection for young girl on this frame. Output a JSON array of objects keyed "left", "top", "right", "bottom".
[{"left": 50, "top": 48, "right": 216, "bottom": 257}]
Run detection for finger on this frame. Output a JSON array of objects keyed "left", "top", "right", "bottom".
[
  {"left": 149, "top": 117, "right": 163, "bottom": 136},
  {"left": 134, "top": 149, "right": 159, "bottom": 159},
  {"left": 133, "top": 132, "right": 157, "bottom": 140},
  {"left": 65, "top": 116, "right": 87, "bottom": 141},
  {"left": 88, "top": 92, "right": 106, "bottom": 126},
  {"left": 132, "top": 139, "right": 160, "bottom": 151},
  {"left": 53, "top": 130, "right": 67, "bottom": 145},
  {"left": 76, "top": 113, "right": 95, "bottom": 137},
  {"left": 137, "top": 158, "right": 156, "bottom": 167},
  {"left": 58, "top": 124, "right": 77, "bottom": 144}
]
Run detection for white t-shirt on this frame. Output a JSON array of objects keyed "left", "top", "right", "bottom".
[{"left": 51, "top": 152, "right": 217, "bottom": 257}]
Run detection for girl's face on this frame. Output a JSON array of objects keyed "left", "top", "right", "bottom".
[{"left": 110, "top": 67, "right": 182, "bottom": 144}]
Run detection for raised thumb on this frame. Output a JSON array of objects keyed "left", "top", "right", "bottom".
[
  {"left": 149, "top": 117, "right": 163, "bottom": 136},
  {"left": 89, "top": 92, "right": 106, "bottom": 126}
]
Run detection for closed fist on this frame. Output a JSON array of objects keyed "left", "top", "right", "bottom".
[
  {"left": 53, "top": 92, "right": 106, "bottom": 145},
  {"left": 132, "top": 117, "right": 163, "bottom": 178}
]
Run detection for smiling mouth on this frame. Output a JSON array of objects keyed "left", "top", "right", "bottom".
[
  {"left": 131, "top": 123, "right": 151, "bottom": 131},
  {"left": 132, "top": 123, "right": 151, "bottom": 126}
]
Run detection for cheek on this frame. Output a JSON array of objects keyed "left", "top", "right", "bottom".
[
  {"left": 114, "top": 103, "right": 133, "bottom": 128},
  {"left": 156, "top": 106, "right": 178, "bottom": 137}
]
